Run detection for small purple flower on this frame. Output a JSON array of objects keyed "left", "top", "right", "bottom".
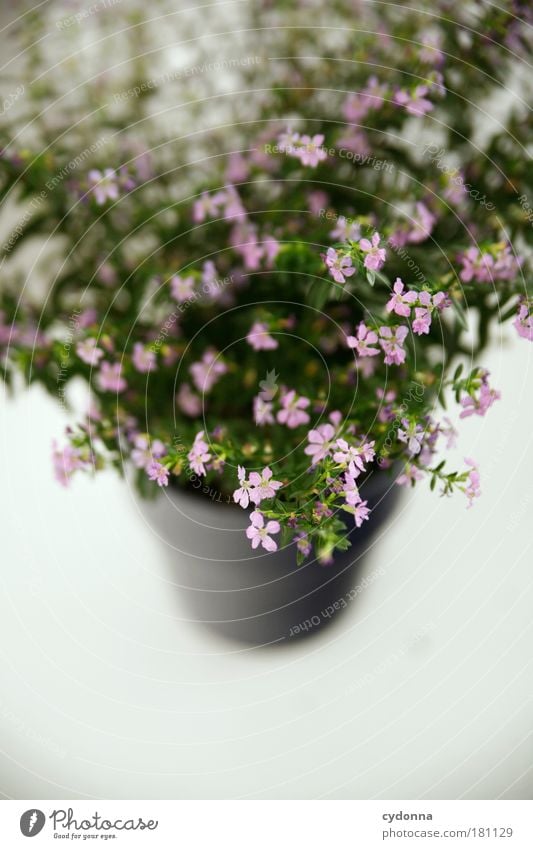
[
  {"left": 459, "top": 373, "right": 501, "bottom": 419},
  {"left": 188, "top": 431, "right": 211, "bottom": 476},
  {"left": 513, "top": 302, "right": 533, "bottom": 341},
  {"left": 396, "top": 464, "right": 425, "bottom": 487},
  {"left": 131, "top": 435, "right": 166, "bottom": 471},
  {"left": 171, "top": 274, "right": 195, "bottom": 302},
  {"left": 176, "top": 383, "right": 202, "bottom": 417},
  {"left": 253, "top": 395, "right": 275, "bottom": 425},
  {"left": 397, "top": 419, "right": 424, "bottom": 454},
  {"left": 394, "top": 85, "right": 433, "bottom": 116},
  {"left": 464, "top": 458, "right": 481, "bottom": 508},
  {"left": 88, "top": 168, "right": 119, "bottom": 205},
  {"left": 97, "top": 361, "right": 127, "bottom": 393},
  {"left": 330, "top": 216, "right": 361, "bottom": 242},
  {"left": 295, "top": 532, "right": 312, "bottom": 558},
  {"left": 192, "top": 190, "right": 226, "bottom": 223},
  {"left": 347, "top": 322, "right": 380, "bottom": 357},
  {"left": 343, "top": 464, "right": 361, "bottom": 506},
  {"left": 51, "top": 440, "right": 85, "bottom": 487},
  {"left": 233, "top": 465, "right": 254, "bottom": 508},
  {"left": 277, "top": 389, "right": 311, "bottom": 429},
  {"left": 386, "top": 278, "right": 418, "bottom": 318},
  {"left": 324, "top": 247, "right": 356, "bottom": 284},
  {"left": 412, "top": 307, "right": 432, "bottom": 335},
  {"left": 190, "top": 349, "right": 227, "bottom": 394},
  {"left": 147, "top": 460, "right": 169, "bottom": 487},
  {"left": 304, "top": 423, "right": 336, "bottom": 464},
  {"left": 379, "top": 325, "right": 409, "bottom": 366},
  {"left": 296, "top": 134, "right": 328, "bottom": 167},
  {"left": 246, "top": 321, "right": 278, "bottom": 351},
  {"left": 248, "top": 466, "right": 283, "bottom": 504},
  {"left": 76, "top": 337, "right": 104, "bottom": 366},
  {"left": 353, "top": 500, "right": 370, "bottom": 527},
  {"left": 132, "top": 342, "right": 156, "bottom": 373},
  {"left": 359, "top": 232, "right": 386, "bottom": 270},
  {"left": 246, "top": 510, "right": 281, "bottom": 552}
]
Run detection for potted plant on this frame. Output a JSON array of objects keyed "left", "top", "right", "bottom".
[{"left": 1, "top": 1, "right": 531, "bottom": 643}]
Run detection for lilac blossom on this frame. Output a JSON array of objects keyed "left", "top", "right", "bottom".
[
  {"left": 233, "top": 465, "right": 254, "bottom": 508},
  {"left": 97, "top": 361, "right": 127, "bottom": 392},
  {"left": 334, "top": 438, "right": 375, "bottom": 471},
  {"left": 246, "top": 510, "right": 281, "bottom": 552},
  {"left": 394, "top": 85, "right": 433, "bottom": 116},
  {"left": 247, "top": 467, "right": 283, "bottom": 503},
  {"left": 51, "top": 440, "right": 85, "bottom": 487},
  {"left": 190, "top": 349, "right": 227, "bottom": 394},
  {"left": 131, "top": 434, "right": 166, "bottom": 471},
  {"left": 304, "top": 423, "right": 336, "bottom": 464},
  {"left": 295, "top": 532, "right": 312, "bottom": 558},
  {"left": 396, "top": 464, "right": 425, "bottom": 487},
  {"left": 379, "top": 325, "right": 409, "bottom": 365},
  {"left": 76, "top": 337, "right": 104, "bottom": 366},
  {"left": 188, "top": 431, "right": 211, "bottom": 476},
  {"left": 458, "top": 244, "right": 521, "bottom": 284},
  {"left": 246, "top": 321, "right": 278, "bottom": 350},
  {"left": 176, "top": 383, "right": 202, "bottom": 417},
  {"left": 132, "top": 342, "right": 156, "bottom": 373},
  {"left": 464, "top": 458, "right": 481, "bottom": 508},
  {"left": 171, "top": 274, "right": 195, "bottom": 302},
  {"left": 397, "top": 419, "right": 425, "bottom": 454},
  {"left": 330, "top": 216, "right": 361, "bottom": 242},
  {"left": 88, "top": 169, "right": 119, "bottom": 205},
  {"left": 352, "top": 500, "right": 371, "bottom": 528},
  {"left": 359, "top": 232, "right": 386, "bottom": 270},
  {"left": 277, "top": 389, "right": 311, "bottom": 428},
  {"left": 412, "top": 307, "right": 432, "bottom": 335},
  {"left": 386, "top": 278, "right": 418, "bottom": 318},
  {"left": 147, "top": 460, "right": 169, "bottom": 487},
  {"left": 513, "top": 302, "right": 533, "bottom": 341},
  {"left": 253, "top": 394, "right": 275, "bottom": 425},
  {"left": 297, "top": 134, "right": 328, "bottom": 167},
  {"left": 459, "top": 373, "right": 501, "bottom": 418},
  {"left": 192, "top": 191, "right": 226, "bottom": 223},
  {"left": 343, "top": 463, "right": 361, "bottom": 506},
  {"left": 324, "top": 247, "right": 356, "bottom": 284},
  {"left": 347, "top": 322, "right": 380, "bottom": 357}
]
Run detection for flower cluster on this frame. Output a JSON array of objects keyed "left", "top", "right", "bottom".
[{"left": 1, "top": 0, "right": 531, "bottom": 565}]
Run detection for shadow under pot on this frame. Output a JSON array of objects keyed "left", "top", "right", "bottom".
[{"left": 144, "top": 468, "right": 400, "bottom": 647}]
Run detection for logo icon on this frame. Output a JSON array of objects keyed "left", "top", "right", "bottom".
[
  {"left": 20, "top": 809, "right": 45, "bottom": 837},
  {"left": 258, "top": 369, "right": 279, "bottom": 401}
]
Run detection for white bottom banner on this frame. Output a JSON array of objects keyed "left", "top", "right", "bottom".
[{"left": 0, "top": 800, "right": 532, "bottom": 847}]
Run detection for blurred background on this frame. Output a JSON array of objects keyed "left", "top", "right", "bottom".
[{"left": 1, "top": 0, "right": 532, "bottom": 800}]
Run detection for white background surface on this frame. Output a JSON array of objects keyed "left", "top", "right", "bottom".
[{"left": 1, "top": 334, "right": 532, "bottom": 800}]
